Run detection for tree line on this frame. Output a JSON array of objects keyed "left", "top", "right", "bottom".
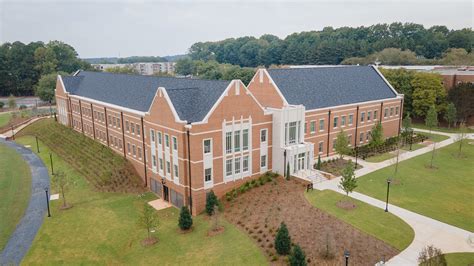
[
  {"left": 0, "top": 41, "right": 93, "bottom": 98},
  {"left": 175, "top": 59, "right": 255, "bottom": 84},
  {"left": 187, "top": 23, "right": 473, "bottom": 67}
]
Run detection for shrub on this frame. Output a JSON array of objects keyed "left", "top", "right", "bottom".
[
  {"left": 178, "top": 206, "right": 193, "bottom": 230},
  {"left": 226, "top": 192, "right": 232, "bottom": 202},
  {"left": 289, "top": 244, "right": 307, "bottom": 266},
  {"left": 275, "top": 222, "right": 291, "bottom": 255},
  {"left": 0, "top": 102, "right": 4, "bottom": 109},
  {"left": 205, "top": 190, "right": 218, "bottom": 216},
  {"left": 19, "top": 104, "right": 27, "bottom": 110},
  {"left": 418, "top": 245, "right": 446, "bottom": 266}
]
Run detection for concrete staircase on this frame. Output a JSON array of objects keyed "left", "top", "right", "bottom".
[{"left": 294, "top": 169, "right": 328, "bottom": 185}]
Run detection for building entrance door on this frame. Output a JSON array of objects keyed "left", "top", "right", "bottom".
[
  {"left": 297, "top": 153, "right": 305, "bottom": 171},
  {"left": 163, "top": 185, "right": 169, "bottom": 202}
]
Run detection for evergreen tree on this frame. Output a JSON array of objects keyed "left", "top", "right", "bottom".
[
  {"left": 178, "top": 206, "right": 193, "bottom": 230},
  {"left": 335, "top": 129, "right": 350, "bottom": 159},
  {"left": 338, "top": 162, "right": 357, "bottom": 196},
  {"left": 289, "top": 244, "right": 307, "bottom": 266},
  {"left": 275, "top": 222, "right": 291, "bottom": 255},
  {"left": 286, "top": 161, "right": 290, "bottom": 180},
  {"left": 402, "top": 112, "right": 412, "bottom": 131},
  {"left": 425, "top": 105, "right": 438, "bottom": 133},
  {"left": 444, "top": 102, "right": 457, "bottom": 129},
  {"left": 205, "top": 190, "right": 218, "bottom": 216},
  {"left": 369, "top": 122, "right": 384, "bottom": 147},
  {"left": 316, "top": 155, "right": 322, "bottom": 170}
]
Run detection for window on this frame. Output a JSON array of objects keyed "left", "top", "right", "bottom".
[
  {"left": 112, "top": 117, "right": 116, "bottom": 127},
  {"left": 119, "top": 139, "right": 122, "bottom": 149},
  {"left": 384, "top": 108, "right": 388, "bottom": 118},
  {"left": 319, "top": 119, "right": 325, "bottom": 131},
  {"left": 361, "top": 112, "right": 365, "bottom": 122},
  {"left": 225, "top": 132, "right": 232, "bottom": 154},
  {"left": 332, "top": 139, "right": 336, "bottom": 151},
  {"left": 243, "top": 156, "right": 249, "bottom": 172},
  {"left": 159, "top": 158, "right": 163, "bottom": 170},
  {"left": 108, "top": 115, "right": 112, "bottom": 125},
  {"left": 234, "top": 130, "right": 241, "bottom": 152},
  {"left": 226, "top": 159, "right": 233, "bottom": 176},
  {"left": 304, "top": 122, "right": 307, "bottom": 134},
  {"left": 131, "top": 123, "right": 135, "bottom": 134},
  {"left": 203, "top": 139, "right": 211, "bottom": 154},
  {"left": 261, "top": 129, "right": 267, "bottom": 143},
  {"left": 318, "top": 142, "right": 323, "bottom": 153},
  {"left": 310, "top": 121, "right": 316, "bottom": 133},
  {"left": 172, "top": 136, "right": 178, "bottom": 150},
  {"left": 174, "top": 164, "right": 179, "bottom": 178},
  {"left": 360, "top": 132, "right": 364, "bottom": 143},
  {"left": 341, "top": 116, "right": 346, "bottom": 127},
  {"left": 158, "top": 132, "right": 162, "bottom": 145},
  {"left": 349, "top": 114, "right": 353, "bottom": 125},
  {"left": 348, "top": 135, "right": 352, "bottom": 146},
  {"left": 390, "top": 107, "right": 394, "bottom": 116},
  {"left": 126, "top": 121, "right": 130, "bottom": 132},
  {"left": 243, "top": 129, "right": 249, "bottom": 151},
  {"left": 205, "top": 168, "right": 212, "bottom": 182},
  {"left": 150, "top": 129, "right": 155, "bottom": 142},
  {"left": 127, "top": 143, "right": 131, "bottom": 154},
  {"left": 395, "top": 106, "right": 399, "bottom": 115},
  {"left": 152, "top": 155, "right": 157, "bottom": 167},
  {"left": 366, "top": 131, "right": 370, "bottom": 141},
  {"left": 235, "top": 157, "right": 241, "bottom": 174},
  {"left": 137, "top": 125, "right": 141, "bottom": 136},
  {"left": 260, "top": 155, "right": 267, "bottom": 168},
  {"left": 165, "top": 134, "right": 170, "bottom": 148},
  {"left": 333, "top": 117, "right": 338, "bottom": 128},
  {"left": 137, "top": 147, "right": 142, "bottom": 159},
  {"left": 166, "top": 161, "right": 171, "bottom": 175},
  {"left": 367, "top": 111, "right": 371, "bottom": 121},
  {"left": 117, "top": 118, "right": 121, "bottom": 128},
  {"left": 374, "top": 110, "right": 378, "bottom": 120},
  {"left": 132, "top": 145, "right": 136, "bottom": 156},
  {"left": 94, "top": 111, "right": 97, "bottom": 120},
  {"left": 288, "top": 122, "right": 297, "bottom": 144}
]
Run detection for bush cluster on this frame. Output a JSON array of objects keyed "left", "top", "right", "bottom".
[
  {"left": 351, "top": 133, "right": 428, "bottom": 159},
  {"left": 225, "top": 171, "right": 278, "bottom": 201}
]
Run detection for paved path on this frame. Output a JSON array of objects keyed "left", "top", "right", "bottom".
[
  {"left": 314, "top": 129, "right": 474, "bottom": 265},
  {"left": 0, "top": 138, "right": 50, "bottom": 265},
  {"left": 0, "top": 116, "right": 47, "bottom": 138}
]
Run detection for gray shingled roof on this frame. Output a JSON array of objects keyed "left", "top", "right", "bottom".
[
  {"left": 267, "top": 66, "right": 397, "bottom": 109},
  {"left": 61, "top": 71, "right": 231, "bottom": 123}
]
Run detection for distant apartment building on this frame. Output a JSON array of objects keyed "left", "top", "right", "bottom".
[
  {"left": 380, "top": 65, "right": 474, "bottom": 90},
  {"left": 92, "top": 62, "right": 176, "bottom": 75},
  {"left": 55, "top": 66, "right": 403, "bottom": 214}
]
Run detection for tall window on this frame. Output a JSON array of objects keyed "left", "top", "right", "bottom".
[
  {"left": 166, "top": 161, "right": 171, "bottom": 174},
  {"left": 361, "top": 112, "right": 365, "bottom": 122},
  {"left": 205, "top": 168, "right": 212, "bottom": 182},
  {"left": 172, "top": 136, "right": 178, "bottom": 151},
  {"left": 318, "top": 142, "right": 323, "bottom": 153},
  {"left": 384, "top": 108, "right": 388, "bottom": 118},
  {"left": 235, "top": 157, "right": 241, "bottom": 174},
  {"left": 203, "top": 139, "right": 211, "bottom": 154},
  {"left": 152, "top": 155, "right": 157, "bottom": 167},
  {"left": 165, "top": 134, "right": 170, "bottom": 148},
  {"left": 367, "top": 111, "right": 371, "bottom": 121},
  {"left": 360, "top": 132, "right": 364, "bottom": 143},
  {"left": 319, "top": 119, "right": 324, "bottom": 131},
  {"left": 126, "top": 121, "right": 130, "bottom": 132},
  {"left": 310, "top": 121, "right": 316, "bottom": 133},
  {"left": 366, "top": 131, "right": 370, "bottom": 141},
  {"left": 390, "top": 107, "right": 394, "bottom": 116},
  {"left": 260, "top": 155, "right": 267, "bottom": 168},
  {"left": 225, "top": 132, "right": 232, "bottom": 154},
  {"left": 137, "top": 125, "right": 141, "bottom": 136},
  {"left": 243, "top": 156, "right": 249, "bottom": 172},
  {"left": 131, "top": 123, "right": 135, "bottom": 134},
  {"left": 174, "top": 164, "right": 179, "bottom": 178},
  {"left": 132, "top": 145, "right": 136, "bottom": 156},
  {"left": 234, "top": 130, "right": 241, "bottom": 152},
  {"left": 395, "top": 106, "right": 399, "bottom": 115},
  {"left": 333, "top": 117, "right": 338, "bottom": 128},
  {"left": 158, "top": 132, "right": 162, "bottom": 145},
  {"left": 374, "top": 110, "right": 378, "bottom": 120},
  {"left": 341, "top": 116, "right": 346, "bottom": 126},
  {"left": 226, "top": 159, "right": 233, "bottom": 176},
  {"left": 159, "top": 158, "right": 163, "bottom": 170},
  {"left": 261, "top": 129, "right": 267, "bottom": 143},
  {"left": 288, "top": 122, "right": 297, "bottom": 144},
  {"left": 137, "top": 147, "right": 142, "bottom": 159},
  {"left": 242, "top": 129, "right": 249, "bottom": 151},
  {"left": 349, "top": 114, "right": 353, "bottom": 125},
  {"left": 150, "top": 129, "right": 155, "bottom": 142}
]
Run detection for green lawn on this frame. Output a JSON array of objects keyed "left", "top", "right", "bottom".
[
  {"left": 305, "top": 190, "right": 414, "bottom": 251},
  {"left": 0, "top": 112, "right": 12, "bottom": 128},
  {"left": 17, "top": 136, "right": 266, "bottom": 265},
  {"left": 0, "top": 143, "right": 32, "bottom": 250},
  {"left": 356, "top": 142, "right": 474, "bottom": 231},
  {"left": 418, "top": 131, "right": 450, "bottom": 143},
  {"left": 413, "top": 123, "right": 474, "bottom": 134},
  {"left": 365, "top": 152, "right": 396, "bottom": 163},
  {"left": 444, "top": 252, "right": 474, "bottom": 266}
]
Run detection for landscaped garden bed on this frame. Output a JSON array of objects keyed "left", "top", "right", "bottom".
[
  {"left": 224, "top": 176, "right": 399, "bottom": 265},
  {"left": 318, "top": 158, "right": 362, "bottom": 176}
]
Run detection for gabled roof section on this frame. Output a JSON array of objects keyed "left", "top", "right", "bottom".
[
  {"left": 60, "top": 71, "right": 231, "bottom": 122},
  {"left": 267, "top": 66, "right": 398, "bottom": 110}
]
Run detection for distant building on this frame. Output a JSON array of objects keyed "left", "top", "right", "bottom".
[
  {"left": 92, "top": 62, "right": 176, "bottom": 75},
  {"left": 380, "top": 65, "right": 474, "bottom": 90}
]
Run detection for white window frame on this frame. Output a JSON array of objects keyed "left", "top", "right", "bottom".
[
  {"left": 310, "top": 121, "right": 316, "bottom": 133},
  {"left": 243, "top": 155, "right": 249, "bottom": 173},
  {"left": 203, "top": 139, "right": 212, "bottom": 154},
  {"left": 319, "top": 119, "right": 325, "bottom": 132},
  {"left": 360, "top": 112, "right": 365, "bottom": 123},
  {"left": 204, "top": 167, "right": 212, "bottom": 183},
  {"left": 348, "top": 114, "right": 354, "bottom": 125},
  {"left": 165, "top": 134, "right": 170, "bottom": 149},
  {"left": 225, "top": 158, "right": 233, "bottom": 176},
  {"left": 318, "top": 141, "right": 324, "bottom": 154},
  {"left": 242, "top": 129, "right": 249, "bottom": 151},
  {"left": 172, "top": 136, "right": 178, "bottom": 151},
  {"left": 260, "top": 154, "right": 267, "bottom": 168},
  {"left": 150, "top": 129, "right": 155, "bottom": 142},
  {"left": 260, "top": 128, "right": 268, "bottom": 143},
  {"left": 333, "top": 116, "right": 338, "bottom": 129},
  {"left": 341, "top": 116, "right": 346, "bottom": 127},
  {"left": 225, "top": 132, "right": 232, "bottom": 154},
  {"left": 235, "top": 157, "right": 241, "bottom": 174},
  {"left": 234, "top": 130, "right": 241, "bottom": 152}
]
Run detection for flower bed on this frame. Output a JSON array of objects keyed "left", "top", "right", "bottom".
[{"left": 225, "top": 171, "right": 278, "bottom": 201}]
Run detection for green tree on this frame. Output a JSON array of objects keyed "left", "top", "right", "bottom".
[
  {"left": 444, "top": 102, "right": 457, "bottom": 128},
  {"left": 0, "top": 102, "right": 4, "bottom": 109},
  {"left": 316, "top": 155, "right": 322, "bottom": 170},
  {"left": 138, "top": 203, "right": 159, "bottom": 240},
  {"left": 34, "top": 46, "right": 58, "bottom": 75},
  {"left": 52, "top": 170, "right": 72, "bottom": 209},
  {"left": 105, "top": 65, "right": 138, "bottom": 74},
  {"left": 286, "top": 161, "right": 290, "bottom": 180},
  {"left": 418, "top": 245, "right": 447, "bottom": 266},
  {"left": 380, "top": 69, "right": 416, "bottom": 115},
  {"left": 448, "top": 82, "right": 474, "bottom": 122},
  {"left": 178, "top": 206, "right": 193, "bottom": 230},
  {"left": 412, "top": 72, "right": 447, "bottom": 117},
  {"left": 35, "top": 72, "right": 67, "bottom": 102},
  {"left": 425, "top": 105, "right": 439, "bottom": 132},
  {"left": 175, "top": 57, "right": 195, "bottom": 76},
  {"left": 403, "top": 112, "right": 412, "bottom": 131},
  {"left": 369, "top": 122, "right": 384, "bottom": 147},
  {"left": 456, "top": 122, "right": 468, "bottom": 157},
  {"left": 205, "top": 190, "right": 218, "bottom": 216},
  {"left": 275, "top": 222, "right": 291, "bottom": 255},
  {"left": 338, "top": 162, "right": 357, "bottom": 196},
  {"left": 8, "top": 94, "right": 16, "bottom": 109},
  {"left": 335, "top": 129, "right": 350, "bottom": 159},
  {"left": 289, "top": 244, "right": 307, "bottom": 266}
]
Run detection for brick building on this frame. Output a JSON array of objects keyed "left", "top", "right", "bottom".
[{"left": 55, "top": 66, "right": 403, "bottom": 214}]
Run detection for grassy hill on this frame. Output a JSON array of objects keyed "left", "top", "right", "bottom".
[{"left": 17, "top": 118, "right": 145, "bottom": 193}]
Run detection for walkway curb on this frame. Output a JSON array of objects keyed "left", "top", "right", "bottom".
[{"left": 0, "top": 139, "right": 50, "bottom": 265}]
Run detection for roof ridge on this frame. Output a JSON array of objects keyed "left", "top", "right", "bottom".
[
  {"left": 269, "top": 65, "right": 367, "bottom": 71},
  {"left": 79, "top": 70, "right": 233, "bottom": 83}
]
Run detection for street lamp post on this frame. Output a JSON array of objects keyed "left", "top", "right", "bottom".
[
  {"left": 355, "top": 148, "right": 358, "bottom": 168},
  {"left": 409, "top": 129, "right": 414, "bottom": 151},
  {"left": 49, "top": 152, "right": 54, "bottom": 175},
  {"left": 344, "top": 250, "right": 350, "bottom": 266},
  {"left": 385, "top": 178, "right": 391, "bottom": 212},
  {"left": 36, "top": 136, "right": 40, "bottom": 153},
  {"left": 11, "top": 126, "right": 15, "bottom": 140},
  {"left": 45, "top": 188, "right": 51, "bottom": 217}
]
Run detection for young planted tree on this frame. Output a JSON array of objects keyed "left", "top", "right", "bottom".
[
  {"left": 275, "top": 222, "right": 291, "bottom": 255},
  {"left": 369, "top": 122, "right": 384, "bottom": 147},
  {"left": 425, "top": 105, "right": 438, "bottom": 168},
  {"left": 8, "top": 94, "right": 16, "bottom": 110},
  {"left": 138, "top": 203, "right": 159, "bottom": 243},
  {"left": 316, "top": 155, "right": 322, "bottom": 170},
  {"left": 456, "top": 122, "right": 468, "bottom": 157},
  {"left": 418, "top": 245, "right": 447, "bottom": 266},
  {"left": 52, "top": 170, "right": 72, "bottom": 209},
  {"left": 178, "top": 206, "right": 193, "bottom": 231},
  {"left": 338, "top": 161, "right": 357, "bottom": 196},
  {"left": 205, "top": 190, "right": 218, "bottom": 216},
  {"left": 211, "top": 205, "right": 221, "bottom": 232},
  {"left": 444, "top": 102, "right": 457, "bottom": 129},
  {"left": 335, "top": 129, "right": 350, "bottom": 159},
  {"left": 403, "top": 112, "right": 412, "bottom": 132},
  {"left": 289, "top": 244, "right": 307, "bottom": 266}
]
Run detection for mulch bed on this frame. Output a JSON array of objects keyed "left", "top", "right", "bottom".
[
  {"left": 336, "top": 200, "right": 357, "bottom": 210},
  {"left": 320, "top": 158, "right": 362, "bottom": 176},
  {"left": 207, "top": 226, "right": 225, "bottom": 237},
  {"left": 141, "top": 237, "right": 158, "bottom": 247},
  {"left": 224, "top": 176, "right": 398, "bottom": 265}
]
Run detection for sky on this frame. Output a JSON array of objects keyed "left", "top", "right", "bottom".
[{"left": 0, "top": 0, "right": 472, "bottom": 58}]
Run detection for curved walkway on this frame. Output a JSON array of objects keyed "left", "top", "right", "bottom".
[
  {"left": 0, "top": 138, "right": 50, "bottom": 265},
  {"left": 314, "top": 129, "right": 474, "bottom": 265}
]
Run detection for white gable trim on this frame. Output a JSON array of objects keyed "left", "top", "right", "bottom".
[
  {"left": 372, "top": 65, "right": 403, "bottom": 97},
  {"left": 262, "top": 69, "right": 289, "bottom": 106},
  {"left": 57, "top": 75, "right": 68, "bottom": 95},
  {"left": 149, "top": 87, "right": 187, "bottom": 124}
]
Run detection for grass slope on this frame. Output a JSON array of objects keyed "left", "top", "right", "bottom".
[
  {"left": 17, "top": 119, "right": 144, "bottom": 193},
  {"left": 356, "top": 142, "right": 474, "bottom": 231},
  {"left": 0, "top": 112, "right": 12, "bottom": 128},
  {"left": 18, "top": 137, "right": 266, "bottom": 265},
  {"left": 305, "top": 190, "right": 414, "bottom": 251},
  {"left": 444, "top": 252, "right": 474, "bottom": 266},
  {"left": 0, "top": 143, "right": 32, "bottom": 250}
]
